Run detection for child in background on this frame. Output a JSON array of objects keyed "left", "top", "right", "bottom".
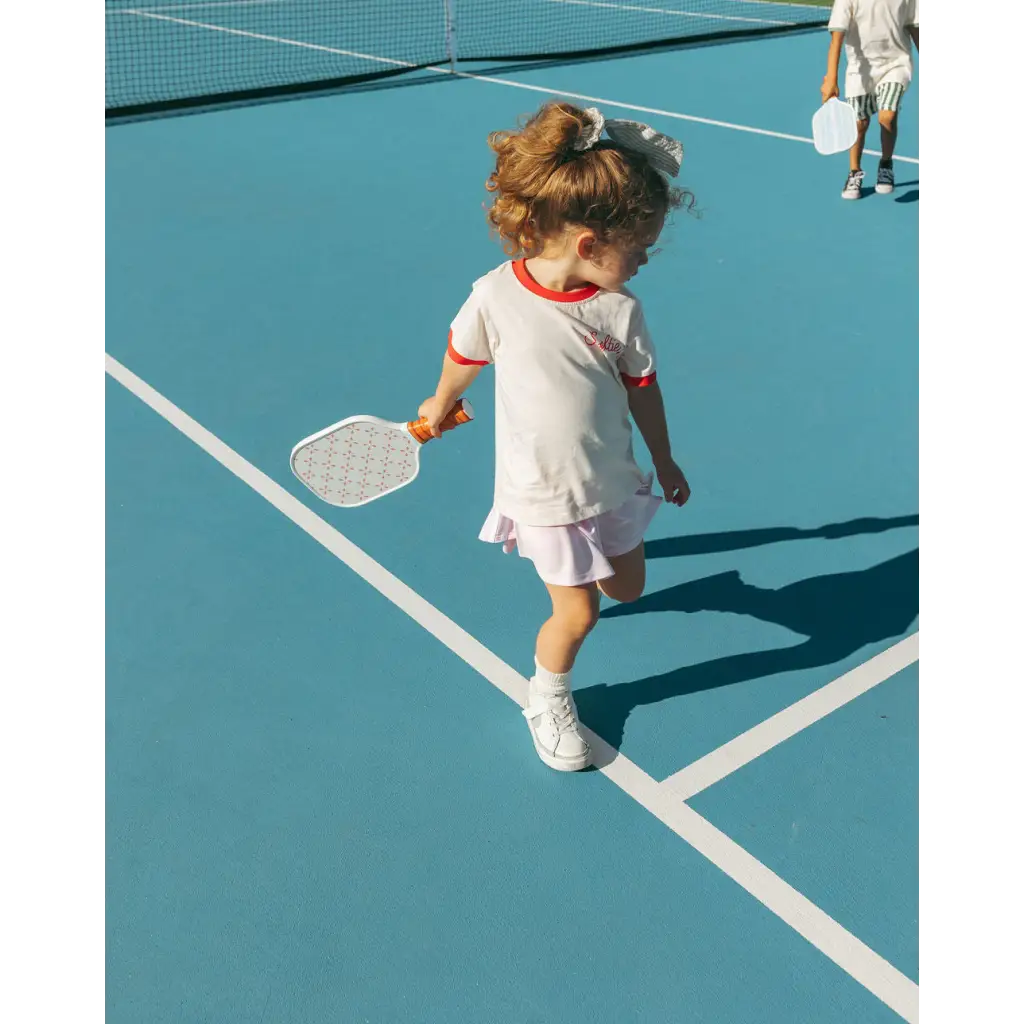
[
  {"left": 418, "top": 102, "right": 692, "bottom": 772},
  {"left": 821, "top": 0, "right": 919, "bottom": 199}
]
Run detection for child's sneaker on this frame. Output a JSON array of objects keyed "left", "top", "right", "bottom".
[
  {"left": 876, "top": 163, "right": 895, "bottom": 194},
  {"left": 522, "top": 679, "right": 591, "bottom": 772},
  {"left": 842, "top": 169, "right": 865, "bottom": 200}
]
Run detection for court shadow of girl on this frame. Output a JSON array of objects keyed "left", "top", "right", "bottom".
[{"left": 574, "top": 545, "right": 918, "bottom": 752}]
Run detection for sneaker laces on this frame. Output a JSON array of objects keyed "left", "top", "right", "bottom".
[
  {"left": 878, "top": 165, "right": 894, "bottom": 182},
  {"left": 847, "top": 170, "right": 865, "bottom": 187},
  {"left": 524, "top": 692, "right": 580, "bottom": 735}
]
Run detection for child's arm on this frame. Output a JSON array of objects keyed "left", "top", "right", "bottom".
[
  {"left": 419, "top": 354, "right": 484, "bottom": 438},
  {"left": 821, "top": 30, "right": 844, "bottom": 103},
  {"left": 908, "top": 25, "right": 919, "bottom": 50},
  {"left": 627, "top": 382, "right": 691, "bottom": 506}
]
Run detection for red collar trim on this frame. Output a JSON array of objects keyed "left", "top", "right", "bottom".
[{"left": 512, "top": 259, "right": 600, "bottom": 303}]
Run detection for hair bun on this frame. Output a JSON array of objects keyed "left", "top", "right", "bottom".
[{"left": 527, "top": 102, "right": 603, "bottom": 161}]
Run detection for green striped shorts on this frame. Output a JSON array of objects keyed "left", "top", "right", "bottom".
[{"left": 847, "top": 82, "right": 906, "bottom": 121}]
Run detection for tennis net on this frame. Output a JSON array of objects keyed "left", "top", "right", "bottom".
[{"left": 106, "top": 1, "right": 829, "bottom": 118}]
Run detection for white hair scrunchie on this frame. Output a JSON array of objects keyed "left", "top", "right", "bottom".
[{"left": 572, "top": 106, "right": 684, "bottom": 179}]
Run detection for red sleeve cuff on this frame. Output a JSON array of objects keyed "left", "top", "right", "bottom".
[
  {"left": 622, "top": 371, "right": 657, "bottom": 388},
  {"left": 447, "top": 331, "right": 489, "bottom": 366}
]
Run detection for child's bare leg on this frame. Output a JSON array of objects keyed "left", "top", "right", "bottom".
[
  {"left": 536, "top": 582, "right": 600, "bottom": 673},
  {"left": 535, "top": 542, "right": 645, "bottom": 674},
  {"left": 526, "top": 582, "right": 597, "bottom": 771},
  {"left": 850, "top": 117, "right": 870, "bottom": 171},
  {"left": 878, "top": 109, "right": 898, "bottom": 164},
  {"left": 536, "top": 543, "right": 647, "bottom": 674},
  {"left": 597, "top": 542, "right": 646, "bottom": 604}
]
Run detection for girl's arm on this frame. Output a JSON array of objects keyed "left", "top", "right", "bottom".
[
  {"left": 908, "top": 25, "right": 919, "bottom": 50},
  {"left": 627, "top": 382, "right": 691, "bottom": 506},
  {"left": 822, "top": 30, "right": 844, "bottom": 103},
  {"left": 419, "top": 354, "right": 484, "bottom": 438}
]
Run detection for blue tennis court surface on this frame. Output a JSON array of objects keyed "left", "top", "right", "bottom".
[{"left": 107, "top": 13, "right": 919, "bottom": 1023}]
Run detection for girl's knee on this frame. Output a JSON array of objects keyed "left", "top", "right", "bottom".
[
  {"left": 856, "top": 118, "right": 871, "bottom": 134},
  {"left": 878, "top": 110, "right": 897, "bottom": 131},
  {"left": 556, "top": 602, "right": 601, "bottom": 639}
]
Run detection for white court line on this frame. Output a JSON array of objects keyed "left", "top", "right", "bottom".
[
  {"left": 105, "top": 353, "right": 919, "bottom": 1023},
  {"left": 122, "top": 10, "right": 418, "bottom": 69},
  {"left": 118, "top": 11, "right": 919, "bottom": 165},
  {"left": 118, "top": 0, "right": 824, "bottom": 11},
  {"left": 601, "top": 0, "right": 836, "bottom": 9},
  {"left": 663, "top": 633, "right": 920, "bottom": 800},
  {"left": 453, "top": 71, "right": 920, "bottom": 164},
  {"left": 113, "top": 0, "right": 830, "bottom": 14},
  {"left": 717, "top": 0, "right": 835, "bottom": 8},
  {"left": 543, "top": 0, "right": 796, "bottom": 27},
  {"left": 111, "top": 1, "right": 289, "bottom": 13}
]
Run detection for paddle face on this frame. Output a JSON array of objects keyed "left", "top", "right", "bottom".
[
  {"left": 291, "top": 417, "right": 422, "bottom": 507},
  {"left": 812, "top": 98, "right": 858, "bottom": 155},
  {"left": 290, "top": 399, "right": 474, "bottom": 508}
]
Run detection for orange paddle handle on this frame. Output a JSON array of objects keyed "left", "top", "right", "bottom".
[{"left": 407, "top": 398, "right": 473, "bottom": 444}]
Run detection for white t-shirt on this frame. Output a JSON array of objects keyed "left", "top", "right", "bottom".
[
  {"left": 448, "top": 259, "right": 657, "bottom": 527},
  {"left": 828, "top": 0, "right": 919, "bottom": 96}
]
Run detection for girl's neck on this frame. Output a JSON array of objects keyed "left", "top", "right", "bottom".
[{"left": 523, "top": 256, "right": 593, "bottom": 293}]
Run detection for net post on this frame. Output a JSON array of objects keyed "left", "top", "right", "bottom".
[{"left": 443, "top": 0, "right": 458, "bottom": 74}]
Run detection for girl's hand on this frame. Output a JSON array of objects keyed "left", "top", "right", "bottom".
[
  {"left": 821, "top": 75, "right": 840, "bottom": 104},
  {"left": 655, "top": 459, "right": 691, "bottom": 507},
  {"left": 417, "top": 395, "right": 456, "bottom": 439}
]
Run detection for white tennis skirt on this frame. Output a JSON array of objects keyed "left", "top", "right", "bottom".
[{"left": 478, "top": 475, "right": 662, "bottom": 587}]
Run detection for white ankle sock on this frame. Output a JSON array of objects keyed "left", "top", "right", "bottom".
[{"left": 532, "top": 658, "right": 571, "bottom": 695}]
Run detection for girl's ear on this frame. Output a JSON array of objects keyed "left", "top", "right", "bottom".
[{"left": 575, "top": 230, "right": 597, "bottom": 262}]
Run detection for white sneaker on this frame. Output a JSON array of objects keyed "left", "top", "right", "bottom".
[
  {"left": 842, "top": 169, "right": 865, "bottom": 200},
  {"left": 876, "top": 163, "right": 895, "bottom": 194},
  {"left": 522, "top": 681, "right": 591, "bottom": 772}
]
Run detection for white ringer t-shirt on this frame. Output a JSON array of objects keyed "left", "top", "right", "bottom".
[
  {"left": 448, "top": 259, "right": 657, "bottom": 528},
  {"left": 828, "top": 0, "right": 919, "bottom": 97}
]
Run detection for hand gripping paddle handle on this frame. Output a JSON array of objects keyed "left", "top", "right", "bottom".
[{"left": 406, "top": 398, "right": 474, "bottom": 444}]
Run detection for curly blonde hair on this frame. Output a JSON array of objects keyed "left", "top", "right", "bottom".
[{"left": 485, "top": 101, "right": 692, "bottom": 259}]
